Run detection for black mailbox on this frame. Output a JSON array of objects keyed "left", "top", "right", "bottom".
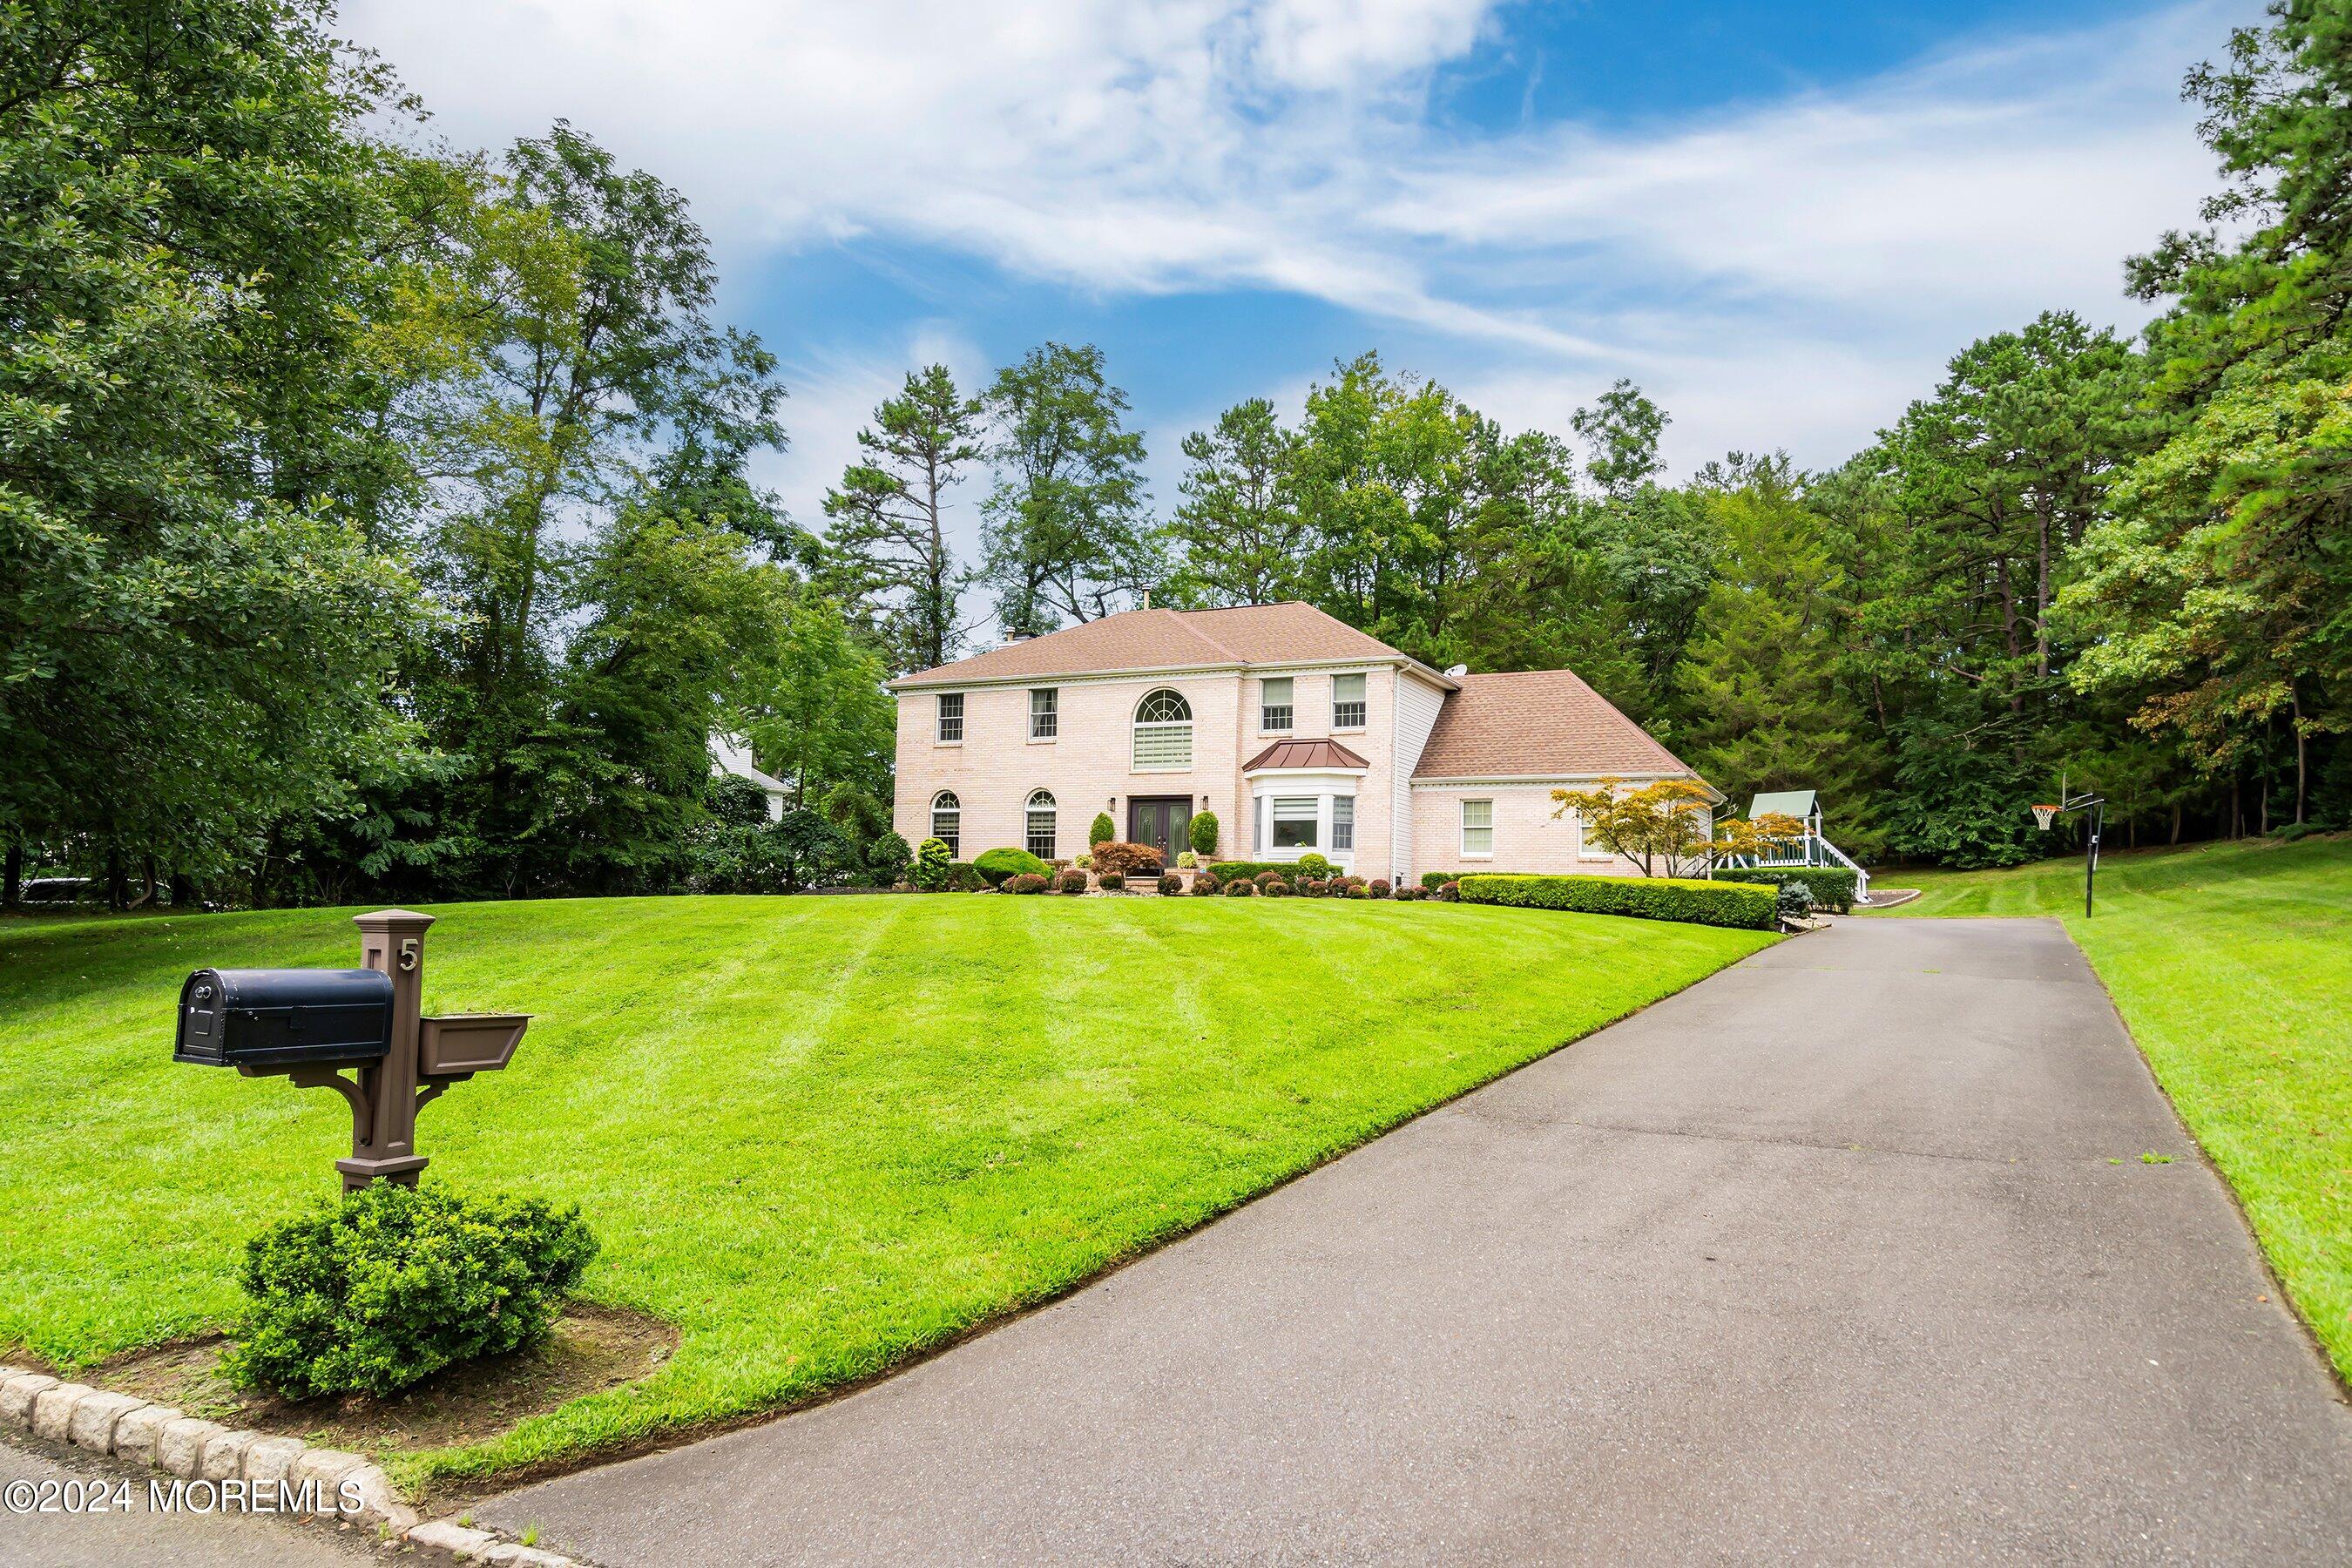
[{"left": 173, "top": 969, "right": 395, "bottom": 1070}]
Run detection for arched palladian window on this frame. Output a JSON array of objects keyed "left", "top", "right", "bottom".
[
  {"left": 930, "top": 790, "right": 961, "bottom": 857},
  {"left": 1025, "top": 789, "right": 1057, "bottom": 858},
  {"left": 1132, "top": 688, "right": 1193, "bottom": 770}
]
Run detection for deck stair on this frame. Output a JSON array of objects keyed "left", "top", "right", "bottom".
[{"left": 1721, "top": 789, "right": 1869, "bottom": 901}]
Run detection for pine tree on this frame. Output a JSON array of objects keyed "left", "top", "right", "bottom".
[
  {"left": 1166, "top": 399, "right": 1303, "bottom": 606},
  {"left": 821, "top": 365, "right": 984, "bottom": 673},
  {"left": 1673, "top": 459, "right": 1869, "bottom": 811}
]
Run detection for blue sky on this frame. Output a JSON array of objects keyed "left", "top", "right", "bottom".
[{"left": 343, "top": 0, "right": 2251, "bottom": 558}]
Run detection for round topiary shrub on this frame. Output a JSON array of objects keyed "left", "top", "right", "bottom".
[
  {"left": 1057, "top": 868, "right": 1090, "bottom": 894},
  {"left": 1224, "top": 877, "right": 1255, "bottom": 896},
  {"left": 1188, "top": 875, "right": 1220, "bottom": 896},
  {"left": 1089, "top": 812, "right": 1116, "bottom": 847},
  {"left": 1263, "top": 879, "right": 1292, "bottom": 897},
  {"left": 1437, "top": 879, "right": 1461, "bottom": 902},
  {"left": 1189, "top": 811, "right": 1220, "bottom": 857},
  {"left": 1298, "top": 878, "right": 1326, "bottom": 897},
  {"left": 1395, "top": 885, "right": 1423, "bottom": 901},
  {"left": 1158, "top": 872, "right": 1183, "bottom": 896},
  {"left": 974, "top": 847, "right": 1051, "bottom": 887},
  {"left": 1254, "top": 869, "right": 1285, "bottom": 889},
  {"left": 1004, "top": 873, "right": 1051, "bottom": 895},
  {"left": 1294, "top": 852, "right": 1333, "bottom": 879},
  {"left": 223, "top": 1182, "right": 597, "bottom": 1401},
  {"left": 1346, "top": 882, "right": 1370, "bottom": 899},
  {"left": 1098, "top": 872, "right": 1126, "bottom": 891},
  {"left": 1369, "top": 878, "right": 1392, "bottom": 898}
]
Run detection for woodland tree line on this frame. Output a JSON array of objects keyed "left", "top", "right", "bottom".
[{"left": 4, "top": 0, "right": 2347, "bottom": 909}]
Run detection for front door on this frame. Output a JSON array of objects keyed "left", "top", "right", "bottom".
[{"left": 1128, "top": 796, "right": 1193, "bottom": 863}]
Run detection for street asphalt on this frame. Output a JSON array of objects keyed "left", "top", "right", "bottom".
[{"left": 474, "top": 916, "right": 2352, "bottom": 1565}]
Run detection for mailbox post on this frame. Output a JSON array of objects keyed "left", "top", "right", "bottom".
[
  {"left": 176, "top": 908, "right": 528, "bottom": 1191},
  {"left": 335, "top": 908, "right": 435, "bottom": 1189}
]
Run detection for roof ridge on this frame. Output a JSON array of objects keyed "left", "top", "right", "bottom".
[{"left": 1159, "top": 605, "right": 1247, "bottom": 661}]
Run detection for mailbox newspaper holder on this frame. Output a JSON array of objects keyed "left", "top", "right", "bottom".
[{"left": 172, "top": 909, "right": 529, "bottom": 1191}]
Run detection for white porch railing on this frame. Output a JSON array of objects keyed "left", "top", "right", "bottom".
[{"left": 1725, "top": 831, "right": 1869, "bottom": 900}]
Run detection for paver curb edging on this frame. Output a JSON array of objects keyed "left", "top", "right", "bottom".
[{"left": 0, "top": 1364, "right": 589, "bottom": 1565}]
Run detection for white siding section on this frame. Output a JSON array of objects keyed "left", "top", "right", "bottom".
[{"left": 1390, "top": 671, "right": 1449, "bottom": 882}]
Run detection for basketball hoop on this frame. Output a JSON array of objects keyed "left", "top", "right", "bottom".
[{"left": 2031, "top": 803, "right": 2059, "bottom": 831}]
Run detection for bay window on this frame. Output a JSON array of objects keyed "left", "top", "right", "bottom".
[{"left": 1271, "top": 797, "right": 1319, "bottom": 849}]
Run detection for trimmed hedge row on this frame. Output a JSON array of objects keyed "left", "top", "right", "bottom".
[
  {"left": 1202, "top": 860, "right": 1299, "bottom": 884},
  {"left": 1711, "top": 867, "right": 1858, "bottom": 913},
  {"left": 1458, "top": 873, "right": 1776, "bottom": 929},
  {"left": 1419, "top": 868, "right": 1534, "bottom": 889}
]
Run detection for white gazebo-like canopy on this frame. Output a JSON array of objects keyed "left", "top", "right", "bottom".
[{"left": 1735, "top": 787, "right": 1866, "bottom": 897}]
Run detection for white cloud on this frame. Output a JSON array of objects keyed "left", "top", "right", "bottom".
[{"left": 343, "top": 0, "right": 2246, "bottom": 472}]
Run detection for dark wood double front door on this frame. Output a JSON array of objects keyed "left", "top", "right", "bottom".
[{"left": 1128, "top": 796, "right": 1193, "bottom": 863}]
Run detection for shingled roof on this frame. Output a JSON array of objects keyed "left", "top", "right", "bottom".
[
  {"left": 891, "top": 602, "right": 1436, "bottom": 687},
  {"left": 1411, "top": 670, "right": 1695, "bottom": 780}
]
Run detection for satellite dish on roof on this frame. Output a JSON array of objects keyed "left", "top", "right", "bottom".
[{"left": 1444, "top": 663, "right": 1469, "bottom": 677}]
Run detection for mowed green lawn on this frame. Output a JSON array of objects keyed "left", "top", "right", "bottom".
[
  {"left": 0, "top": 894, "right": 1770, "bottom": 1492},
  {"left": 1873, "top": 835, "right": 2352, "bottom": 1383}
]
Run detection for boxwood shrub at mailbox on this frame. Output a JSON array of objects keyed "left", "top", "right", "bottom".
[
  {"left": 1457, "top": 873, "right": 1775, "bottom": 929},
  {"left": 225, "top": 1183, "right": 598, "bottom": 1400}
]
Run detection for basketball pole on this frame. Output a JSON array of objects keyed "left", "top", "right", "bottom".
[
  {"left": 2082, "top": 794, "right": 2102, "bottom": 918},
  {"left": 2031, "top": 788, "right": 2105, "bottom": 918}
]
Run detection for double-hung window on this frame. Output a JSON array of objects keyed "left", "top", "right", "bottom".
[
  {"left": 1332, "top": 796, "right": 1354, "bottom": 852},
  {"left": 936, "top": 692, "right": 964, "bottom": 743},
  {"left": 1333, "top": 672, "right": 1366, "bottom": 729},
  {"left": 1025, "top": 790, "right": 1057, "bottom": 857},
  {"left": 1030, "top": 687, "right": 1058, "bottom": 740},
  {"left": 931, "top": 791, "right": 962, "bottom": 856},
  {"left": 1260, "top": 677, "right": 1293, "bottom": 732},
  {"left": 1460, "top": 799, "right": 1494, "bottom": 858},
  {"left": 1271, "top": 797, "right": 1319, "bottom": 849}
]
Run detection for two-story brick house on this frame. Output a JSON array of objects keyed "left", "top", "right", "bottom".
[{"left": 888, "top": 601, "right": 1711, "bottom": 885}]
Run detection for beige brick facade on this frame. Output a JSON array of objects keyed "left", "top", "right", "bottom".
[
  {"left": 895, "top": 665, "right": 1410, "bottom": 877},
  {"left": 1406, "top": 781, "right": 1703, "bottom": 881},
  {"left": 888, "top": 604, "right": 1708, "bottom": 885}
]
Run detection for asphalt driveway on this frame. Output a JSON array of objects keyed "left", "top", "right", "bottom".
[{"left": 479, "top": 917, "right": 2352, "bottom": 1564}]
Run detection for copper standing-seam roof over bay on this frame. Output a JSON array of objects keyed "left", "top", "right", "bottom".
[
  {"left": 890, "top": 602, "right": 1443, "bottom": 688},
  {"left": 1241, "top": 738, "right": 1370, "bottom": 772},
  {"left": 1411, "top": 669, "right": 1695, "bottom": 780}
]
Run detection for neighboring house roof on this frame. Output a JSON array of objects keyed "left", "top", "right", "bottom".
[
  {"left": 708, "top": 733, "right": 787, "bottom": 795},
  {"left": 890, "top": 602, "right": 1450, "bottom": 689},
  {"left": 1747, "top": 789, "right": 1819, "bottom": 820},
  {"left": 1243, "top": 738, "right": 1369, "bottom": 772},
  {"left": 1411, "top": 670, "right": 1695, "bottom": 780}
]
